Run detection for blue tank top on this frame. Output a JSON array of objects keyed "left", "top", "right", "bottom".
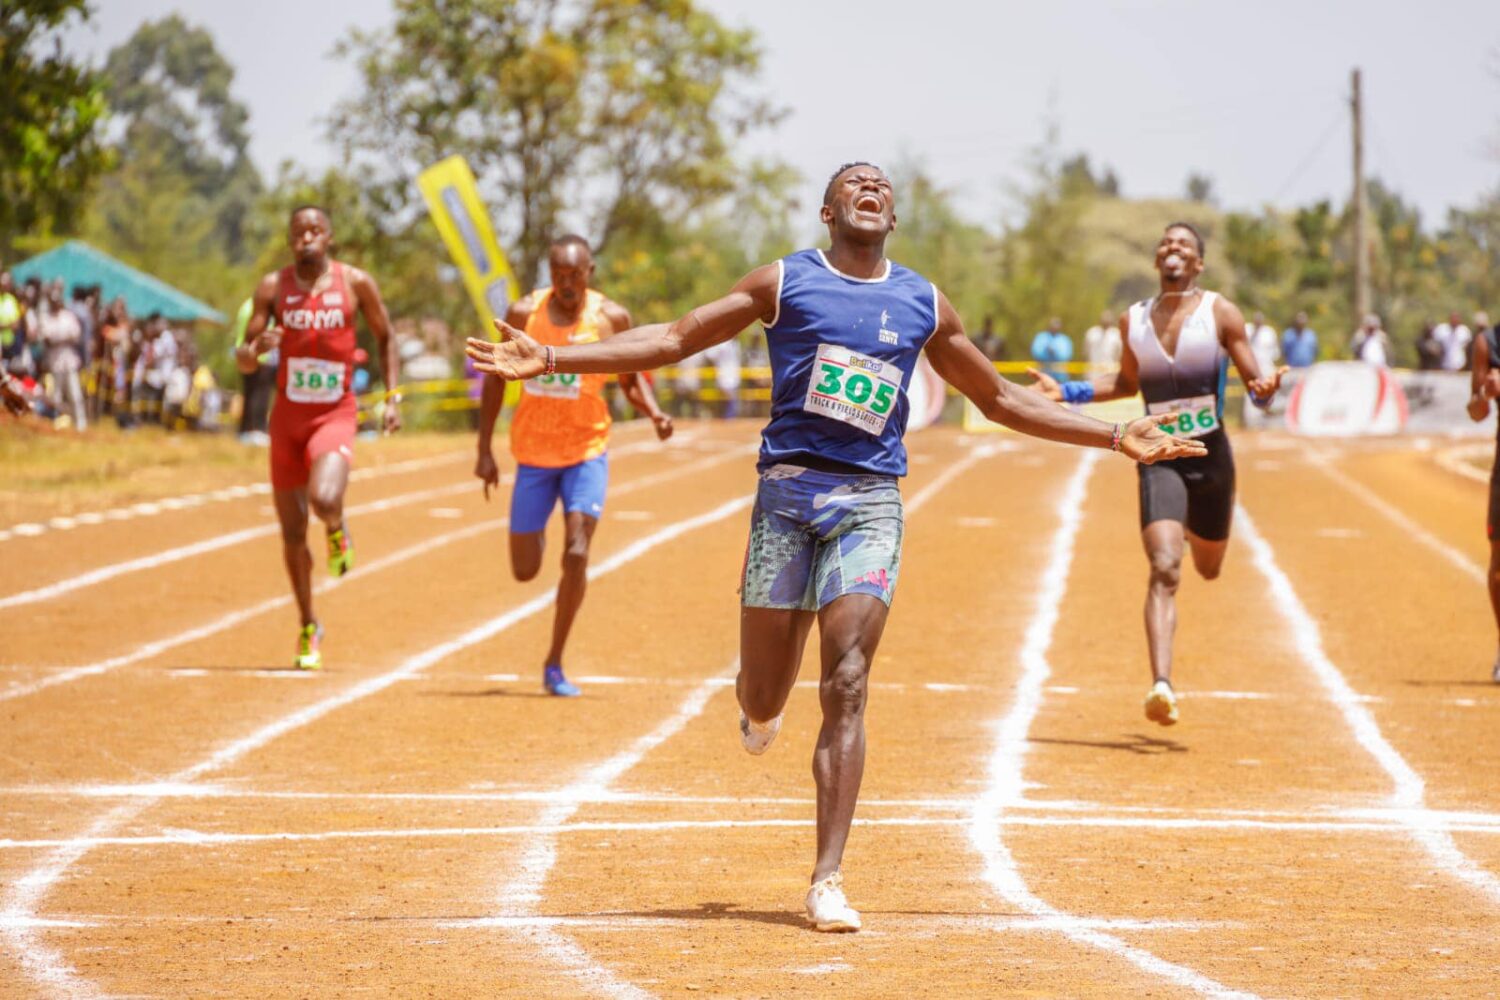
[{"left": 759, "top": 249, "right": 939, "bottom": 477}]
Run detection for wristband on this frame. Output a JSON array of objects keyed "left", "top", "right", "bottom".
[
  {"left": 1110, "top": 422, "right": 1123, "bottom": 452},
  {"left": 1249, "top": 389, "right": 1274, "bottom": 409},
  {"left": 1061, "top": 380, "right": 1095, "bottom": 404},
  {"left": 385, "top": 389, "right": 404, "bottom": 403},
  {"left": 543, "top": 345, "right": 557, "bottom": 376}
]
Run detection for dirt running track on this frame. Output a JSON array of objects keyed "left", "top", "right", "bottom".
[{"left": 2, "top": 421, "right": 1498, "bottom": 997}]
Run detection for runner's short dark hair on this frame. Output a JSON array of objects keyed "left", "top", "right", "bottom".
[
  {"left": 289, "top": 204, "right": 331, "bottom": 225},
  {"left": 823, "top": 161, "right": 885, "bottom": 206},
  {"left": 1164, "top": 221, "right": 1205, "bottom": 256}
]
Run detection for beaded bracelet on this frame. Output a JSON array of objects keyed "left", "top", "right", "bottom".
[
  {"left": 1110, "top": 422, "right": 1123, "bottom": 452},
  {"left": 543, "top": 345, "right": 557, "bottom": 376}
]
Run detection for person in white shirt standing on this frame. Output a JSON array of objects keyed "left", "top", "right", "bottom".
[
  {"left": 1246, "top": 310, "right": 1279, "bottom": 376},
  {"left": 705, "top": 335, "right": 742, "bottom": 417},
  {"left": 38, "top": 282, "right": 86, "bottom": 430},
  {"left": 1435, "top": 311, "right": 1472, "bottom": 371},
  {"left": 1083, "top": 309, "right": 1121, "bottom": 371},
  {"left": 1350, "top": 314, "right": 1391, "bottom": 368}
]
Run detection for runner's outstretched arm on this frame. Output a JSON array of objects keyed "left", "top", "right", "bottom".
[
  {"left": 1027, "top": 313, "right": 1139, "bottom": 402},
  {"left": 465, "top": 265, "right": 779, "bottom": 380},
  {"left": 925, "top": 289, "right": 1206, "bottom": 464},
  {"left": 1215, "top": 296, "right": 1287, "bottom": 405}
]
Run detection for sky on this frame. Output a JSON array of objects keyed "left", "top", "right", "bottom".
[{"left": 64, "top": 0, "right": 1500, "bottom": 235}]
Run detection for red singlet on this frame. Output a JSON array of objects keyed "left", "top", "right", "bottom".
[{"left": 268, "top": 261, "right": 360, "bottom": 490}]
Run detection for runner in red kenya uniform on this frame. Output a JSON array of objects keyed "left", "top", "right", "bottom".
[{"left": 237, "top": 205, "right": 400, "bottom": 669}]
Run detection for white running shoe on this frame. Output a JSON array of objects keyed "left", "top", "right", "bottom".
[
  {"left": 739, "top": 711, "right": 782, "bottom": 755},
  {"left": 805, "top": 871, "right": 861, "bottom": 932},
  {"left": 1144, "top": 679, "right": 1179, "bottom": 726}
]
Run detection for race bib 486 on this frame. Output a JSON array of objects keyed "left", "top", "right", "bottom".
[
  {"left": 803, "top": 343, "right": 902, "bottom": 436},
  {"left": 286, "top": 357, "right": 346, "bottom": 404},
  {"left": 1147, "top": 393, "right": 1220, "bottom": 438}
]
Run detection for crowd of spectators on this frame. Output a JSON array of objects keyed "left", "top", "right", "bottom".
[
  {"left": 0, "top": 269, "right": 222, "bottom": 431},
  {"left": 1007, "top": 306, "right": 1495, "bottom": 376}
]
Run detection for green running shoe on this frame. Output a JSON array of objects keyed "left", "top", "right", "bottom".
[
  {"left": 295, "top": 622, "right": 323, "bottom": 671},
  {"left": 327, "top": 524, "right": 354, "bottom": 577}
]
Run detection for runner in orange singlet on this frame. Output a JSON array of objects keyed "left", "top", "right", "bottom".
[
  {"left": 475, "top": 235, "right": 672, "bottom": 696},
  {"left": 238, "top": 205, "right": 400, "bottom": 670}
]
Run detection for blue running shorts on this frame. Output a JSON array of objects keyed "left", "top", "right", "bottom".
[
  {"left": 740, "top": 464, "right": 904, "bottom": 611},
  {"left": 510, "top": 453, "right": 609, "bottom": 534}
]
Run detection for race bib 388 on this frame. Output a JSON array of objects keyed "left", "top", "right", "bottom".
[
  {"left": 1147, "top": 393, "right": 1221, "bottom": 438},
  {"left": 286, "top": 357, "right": 346, "bottom": 404},
  {"left": 803, "top": 343, "right": 902, "bottom": 436}
]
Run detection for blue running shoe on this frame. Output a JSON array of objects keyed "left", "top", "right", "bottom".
[{"left": 543, "top": 664, "right": 581, "bottom": 697}]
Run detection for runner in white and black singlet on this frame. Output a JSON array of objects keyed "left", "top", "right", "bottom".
[
  {"left": 1031, "top": 222, "right": 1287, "bottom": 726},
  {"left": 1465, "top": 320, "right": 1500, "bottom": 682}
]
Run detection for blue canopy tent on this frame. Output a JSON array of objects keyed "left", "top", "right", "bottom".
[{"left": 11, "top": 241, "right": 226, "bottom": 324}]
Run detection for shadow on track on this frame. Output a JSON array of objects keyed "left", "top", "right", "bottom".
[{"left": 1028, "top": 734, "right": 1187, "bottom": 755}]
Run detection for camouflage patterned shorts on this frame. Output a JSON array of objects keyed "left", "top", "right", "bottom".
[{"left": 740, "top": 464, "right": 904, "bottom": 611}]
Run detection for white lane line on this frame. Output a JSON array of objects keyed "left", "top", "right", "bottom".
[
  {"left": 0, "top": 451, "right": 470, "bottom": 545},
  {"left": 490, "top": 663, "right": 738, "bottom": 1000},
  {"left": 15, "top": 811, "right": 1500, "bottom": 853},
  {"left": 1237, "top": 505, "right": 1500, "bottom": 906},
  {"left": 482, "top": 440, "right": 991, "bottom": 998},
  {"left": 1308, "top": 449, "right": 1484, "bottom": 584},
  {"left": 0, "top": 432, "right": 696, "bottom": 613},
  {"left": 0, "top": 444, "right": 751, "bottom": 704},
  {"left": 970, "top": 450, "right": 1257, "bottom": 1000},
  {"left": 1434, "top": 443, "right": 1490, "bottom": 485},
  {"left": 1, "top": 492, "right": 755, "bottom": 997}
]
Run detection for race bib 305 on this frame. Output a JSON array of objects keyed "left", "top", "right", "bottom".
[{"left": 803, "top": 343, "right": 902, "bottom": 436}]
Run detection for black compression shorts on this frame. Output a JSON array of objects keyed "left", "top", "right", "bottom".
[{"left": 1137, "top": 428, "right": 1235, "bottom": 541}]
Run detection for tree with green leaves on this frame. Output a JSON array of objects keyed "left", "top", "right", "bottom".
[
  {"left": 98, "top": 14, "right": 264, "bottom": 262},
  {"left": 0, "top": 0, "right": 111, "bottom": 258},
  {"left": 332, "top": 0, "right": 785, "bottom": 290}
]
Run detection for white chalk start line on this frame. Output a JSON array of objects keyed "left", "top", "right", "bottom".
[
  {"left": 12, "top": 804, "right": 1500, "bottom": 853},
  {"left": 0, "top": 485, "right": 756, "bottom": 996},
  {"left": 969, "top": 449, "right": 1259, "bottom": 1000},
  {"left": 0, "top": 443, "right": 751, "bottom": 703},
  {"left": 1237, "top": 504, "right": 1500, "bottom": 907},
  {"left": 0, "top": 450, "right": 470, "bottom": 545},
  {"left": 0, "top": 429, "right": 700, "bottom": 614}
]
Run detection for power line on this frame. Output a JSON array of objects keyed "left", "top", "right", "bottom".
[{"left": 1271, "top": 102, "right": 1347, "bottom": 204}]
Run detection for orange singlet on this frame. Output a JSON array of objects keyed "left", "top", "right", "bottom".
[{"left": 510, "top": 288, "right": 612, "bottom": 468}]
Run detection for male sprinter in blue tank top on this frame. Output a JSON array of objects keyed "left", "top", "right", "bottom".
[
  {"left": 1030, "top": 223, "right": 1287, "bottom": 726},
  {"left": 468, "top": 164, "right": 1206, "bottom": 932}
]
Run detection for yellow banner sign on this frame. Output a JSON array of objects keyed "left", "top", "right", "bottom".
[{"left": 416, "top": 155, "right": 520, "bottom": 334}]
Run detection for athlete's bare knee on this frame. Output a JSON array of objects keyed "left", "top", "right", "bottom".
[
  {"left": 563, "top": 530, "right": 592, "bottom": 562},
  {"left": 1147, "top": 549, "right": 1182, "bottom": 591},
  {"left": 738, "top": 672, "right": 785, "bottom": 723},
  {"left": 820, "top": 650, "right": 869, "bottom": 721},
  {"left": 513, "top": 558, "right": 542, "bottom": 582},
  {"left": 308, "top": 490, "right": 342, "bottom": 525},
  {"left": 559, "top": 549, "right": 589, "bottom": 579},
  {"left": 1195, "top": 558, "right": 1223, "bottom": 582}
]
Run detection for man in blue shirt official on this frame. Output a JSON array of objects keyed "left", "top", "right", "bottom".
[
  {"left": 1282, "top": 311, "right": 1319, "bottom": 368},
  {"left": 1030, "top": 316, "right": 1073, "bottom": 379}
]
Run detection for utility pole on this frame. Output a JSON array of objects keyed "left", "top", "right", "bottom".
[{"left": 1351, "top": 68, "right": 1370, "bottom": 323}]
